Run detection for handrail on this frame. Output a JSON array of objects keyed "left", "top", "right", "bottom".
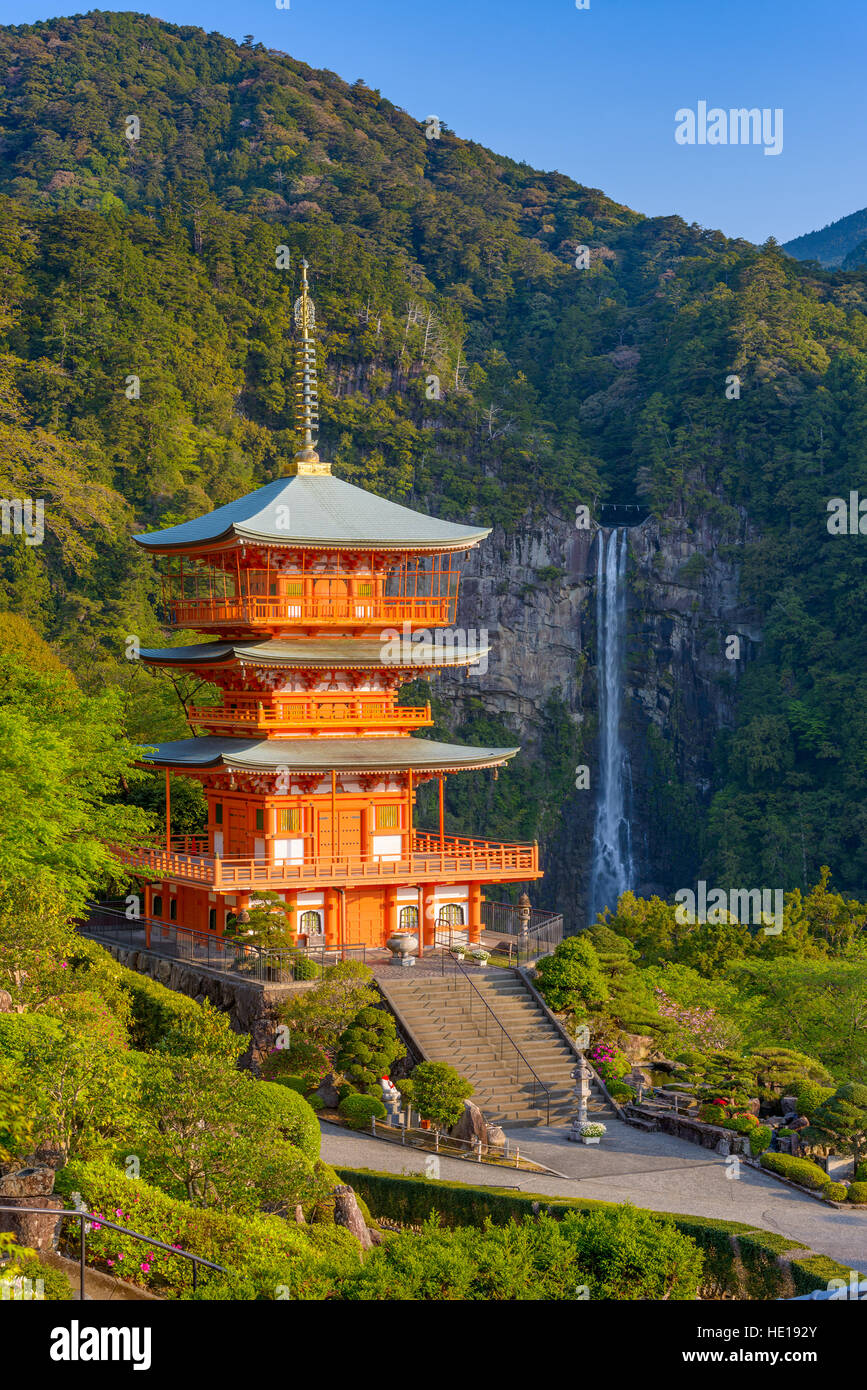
[
  {"left": 439, "top": 956, "right": 551, "bottom": 1126},
  {"left": 0, "top": 1203, "right": 225, "bottom": 1300}
]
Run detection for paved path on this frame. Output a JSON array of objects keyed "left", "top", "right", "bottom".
[{"left": 320, "top": 1119, "right": 867, "bottom": 1274}]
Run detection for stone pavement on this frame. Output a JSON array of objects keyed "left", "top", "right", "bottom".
[{"left": 320, "top": 1118, "right": 867, "bottom": 1274}]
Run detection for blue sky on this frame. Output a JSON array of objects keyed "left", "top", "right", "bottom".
[{"left": 9, "top": 0, "right": 867, "bottom": 243}]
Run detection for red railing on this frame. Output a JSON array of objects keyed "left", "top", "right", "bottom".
[
  {"left": 185, "top": 699, "right": 432, "bottom": 733},
  {"left": 168, "top": 596, "right": 456, "bottom": 630},
  {"left": 113, "top": 833, "right": 540, "bottom": 889}
]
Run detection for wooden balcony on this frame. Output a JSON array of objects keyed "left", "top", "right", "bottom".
[
  {"left": 167, "top": 595, "right": 456, "bottom": 633},
  {"left": 113, "top": 833, "right": 540, "bottom": 890},
  {"left": 185, "top": 697, "right": 432, "bottom": 736}
]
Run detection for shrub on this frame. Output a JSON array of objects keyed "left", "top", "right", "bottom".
[
  {"left": 337, "top": 1094, "right": 386, "bottom": 1130},
  {"left": 394, "top": 1078, "right": 414, "bottom": 1102},
  {"left": 846, "top": 1182, "right": 867, "bottom": 1204},
  {"left": 2, "top": 1255, "right": 73, "bottom": 1300},
  {"left": 54, "top": 1159, "right": 354, "bottom": 1298},
  {"left": 760, "top": 1153, "right": 831, "bottom": 1191},
  {"left": 411, "top": 1061, "right": 473, "bottom": 1130},
  {"left": 749, "top": 1126, "right": 772, "bottom": 1156},
  {"left": 789, "top": 1079, "right": 835, "bottom": 1119},
  {"left": 308, "top": 1095, "right": 325, "bottom": 1112},
  {"left": 233, "top": 1080, "right": 321, "bottom": 1161},
  {"left": 268, "top": 1074, "right": 307, "bottom": 1095},
  {"left": 608, "top": 1082, "right": 635, "bottom": 1103},
  {"left": 292, "top": 956, "right": 321, "bottom": 981},
  {"left": 122, "top": 974, "right": 203, "bottom": 1051},
  {"left": 824, "top": 1182, "right": 847, "bottom": 1202},
  {"left": 335, "top": 1006, "right": 405, "bottom": 1094},
  {"left": 723, "top": 1113, "right": 759, "bottom": 1134},
  {"left": 534, "top": 936, "right": 609, "bottom": 1012},
  {"left": 855, "top": 1160, "right": 867, "bottom": 1182}
]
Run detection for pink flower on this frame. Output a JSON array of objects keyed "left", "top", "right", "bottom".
[
  {"left": 107, "top": 1260, "right": 114, "bottom": 1267},
  {"left": 141, "top": 1263, "right": 150, "bottom": 1273}
]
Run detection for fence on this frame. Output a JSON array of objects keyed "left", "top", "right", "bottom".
[
  {"left": 79, "top": 902, "right": 370, "bottom": 984},
  {"left": 0, "top": 1204, "right": 224, "bottom": 1300},
  {"left": 481, "top": 900, "right": 564, "bottom": 965},
  {"left": 368, "top": 1117, "right": 542, "bottom": 1171}
]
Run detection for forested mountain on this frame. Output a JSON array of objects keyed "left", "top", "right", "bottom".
[
  {"left": 2, "top": 11, "right": 867, "bottom": 902},
  {"left": 783, "top": 205, "right": 867, "bottom": 268}
]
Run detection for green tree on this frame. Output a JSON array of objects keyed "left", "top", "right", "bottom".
[
  {"left": 411, "top": 1061, "right": 473, "bottom": 1131},
  {"left": 534, "top": 936, "right": 609, "bottom": 1013},
  {"left": 335, "top": 1006, "right": 405, "bottom": 1096}
]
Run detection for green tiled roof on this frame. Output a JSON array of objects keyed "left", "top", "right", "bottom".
[
  {"left": 134, "top": 472, "right": 489, "bottom": 552},
  {"left": 139, "top": 637, "right": 489, "bottom": 670},
  {"left": 137, "top": 735, "right": 517, "bottom": 775}
]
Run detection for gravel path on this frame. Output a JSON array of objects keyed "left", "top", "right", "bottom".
[{"left": 320, "top": 1119, "right": 867, "bottom": 1273}]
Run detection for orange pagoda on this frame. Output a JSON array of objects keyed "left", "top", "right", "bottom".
[{"left": 117, "top": 261, "right": 541, "bottom": 952}]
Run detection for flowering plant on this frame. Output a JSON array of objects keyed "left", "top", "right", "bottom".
[{"left": 580, "top": 1123, "right": 606, "bottom": 1138}]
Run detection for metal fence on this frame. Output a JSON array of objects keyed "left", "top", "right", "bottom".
[
  {"left": 481, "top": 900, "right": 564, "bottom": 965},
  {"left": 79, "top": 902, "right": 369, "bottom": 984}
]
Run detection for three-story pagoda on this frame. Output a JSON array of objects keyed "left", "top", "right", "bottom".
[{"left": 118, "top": 262, "right": 541, "bottom": 952}]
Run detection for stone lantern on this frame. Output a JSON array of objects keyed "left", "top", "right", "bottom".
[{"left": 567, "top": 1055, "right": 592, "bottom": 1142}]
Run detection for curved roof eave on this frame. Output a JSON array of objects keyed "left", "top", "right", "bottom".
[
  {"left": 138, "top": 638, "right": 490, "bottom": 671},
  {"left": 135, "top": 735, "right": 518, "bottom": 775}
]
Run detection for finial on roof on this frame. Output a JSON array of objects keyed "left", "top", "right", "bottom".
[{"left": 286, "top": 258, "right": 330, "bottom": 476}]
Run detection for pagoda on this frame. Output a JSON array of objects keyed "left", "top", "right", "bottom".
[{"left": 118, "top": 261, "right": 541, "bottom": 953}]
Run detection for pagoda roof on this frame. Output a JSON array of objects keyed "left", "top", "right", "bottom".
[
  {"left": 139, "top": 637, "right": 489, "bottom": 671},
  {"left": 134, "top": 473, "right": 490, "bottom": 554},
  {"left": 138, "top": 735, "right": 517, "bottom": 775}
]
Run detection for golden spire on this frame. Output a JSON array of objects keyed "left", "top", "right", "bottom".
[{"left": 287, "top": 258, "right": 331, "bottom": 476}]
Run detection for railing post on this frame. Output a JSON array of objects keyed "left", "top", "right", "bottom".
[{"left": 80, "top": 1213, "right": 86, "bottom": 1301}]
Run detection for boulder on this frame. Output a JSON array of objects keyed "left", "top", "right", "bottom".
[
  {"left": 788, "top": 1115, "right": 810, "bottom": 1131},
  {"left": 485, "top": 1124, "right": 507, "bottom": 1148},
  {"left": 0, "top": 1167, "right": 63, "bottom": 1253},
  {"left": 314, "top": 1075, "right": 340, "bottom": 1110},
  {"left": 450, "top": 1100, "right": 488, "bottom": 1150},
  {"left": 0, "top": 988, "right": 12, "bottom": 1013},
  {"left": 332, "top": 1185, "right": 373, "bottom": 1251}
]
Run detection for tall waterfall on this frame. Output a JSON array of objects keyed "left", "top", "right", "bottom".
[{"left": 589, "top": 528, "right": 634, "bottom": 923}]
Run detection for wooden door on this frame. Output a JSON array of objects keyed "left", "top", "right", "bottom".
[
  {"left": 345, "top": 888, "right": 383, "bottom": 945},
  {"left": 228, "top": 804, "right": 247, "bottom": 856},
  {"left": 317, "top": 811, "right": 361, "bottom": 862}
]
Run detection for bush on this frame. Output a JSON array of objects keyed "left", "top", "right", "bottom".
[
  {"left": 394, "top": 1078, "right": 414, "bottom": 1102},
  {"left": 335, "top": 1006, "right": 405, "bottom": 1094},
  {"left": 846, "top": 1182, "right": 867, "bottom": 1204},
  {"left": 749, "top": 1125, "right": 772, "bottom": 1156},
  {"left": 54, "top": 1158, "right": 355, "bottom": 1298},
  {"left": 608, "top": 1082, "right": 635, "bottom": 1103},
  {"left": 269, "top": 1074, "right": 308, "bottom": 1096},
  {"left": 339, "top": 1206, "right": 703, "bottom": 1301},
  {"left": 1, "top": 1255, "right": 74, "bottom": 1300},
  {"left": 824, "top": 1182, "right": 848, "bottom": 1202},
  {"left": 337, "top": 1094, "right": 387, "bottom": 1130},
  {"left": 412, "top": 1061, "right": 473, "bottom": 1129},
  {"left": 292, "top": 957, "right": 321, "bottom": 981},
  {"left": 534, "top": 936, "right": 609, "bottom": 1012},
  {"left": 855, "top": 1159, "right": 867, "bottom": 1182},
  {"left": 789, "top": 1079, "right": 835, "bottom": 1119},
  {"left": 233, "top": 1080, "right": 321, "bottom": 1161},
  {"left": 122, "top": 974, "right": 203, "bottom": 1051},
  {"left": 308, "top": 1095, "right": 325, "bottom": 1111},
  {"left": 760, "top": 1153, "right": 831, "bottom": 1191}
]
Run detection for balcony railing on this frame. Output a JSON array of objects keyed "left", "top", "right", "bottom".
[
  {"left": 185, "top": 698, "right": 432, "bottom": 734},
  {"left": 113, "top": 832, "right": 540, "bottom": 890},
  {"left": 167, "top": 595, "right": 456, "bottom": 631}
]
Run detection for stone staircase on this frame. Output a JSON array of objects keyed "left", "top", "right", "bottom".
[{"left": 381, "top": 968, "right": 617, "bottom": 1128}]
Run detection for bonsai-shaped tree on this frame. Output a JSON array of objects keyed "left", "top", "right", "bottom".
[
  {"left": 534, "top": 936, "right": 609, "bottom": 1013},
  {"left": 806, "top": 1082, "right": 867, "bottom": 1166},
  {"left": 411, "top": 1060, "right": 473, "bottom": 1131},
  {"left": 335, "top": 1005, "right": 405, "bottom": 1097},
  {"left": 697, "top": 1051, "right": 758, "bottom": 1109},
  {"left": 225, "top": 891, "right": 295, "bottom": 950},
  {"left": 747, "top": 1047, "right": 834, "bottom": 1103}
]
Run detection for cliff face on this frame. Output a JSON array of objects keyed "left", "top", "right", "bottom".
[{"left": 435, "top": 510, "right": 763, "bottom": 927}]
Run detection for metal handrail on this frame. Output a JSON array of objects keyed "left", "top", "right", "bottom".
[
  {"left": 0, "top": 1204, "right": 225, "bottom": 1300},
  {"left": 439, "top": 954, "right": 551, "bottom": 1125}
]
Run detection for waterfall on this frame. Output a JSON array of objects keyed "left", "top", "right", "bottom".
[{"left": 589, "top": 527, "right": 634, "bottom": 923}]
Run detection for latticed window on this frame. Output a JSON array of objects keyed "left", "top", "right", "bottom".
[
  {"left": 438, "top": 903, "right": 464, "bottom": 926},
  {"left": 278, "top": 807, "right": 302, "bottom": 833},
  {"left": 376, "top": 805, "right": 400, "bottom": 830},
  {"left": 356, "top": 581, "right": 373, "bottom": 596},
  {"left": 300, "top": 910, "right": 322, "bottom": 933},
  {"left": 284, "top": 580, "right": 303, "bottom": 596},
  {"left": 399, "top": 906, "right": 419, "bottom": 929}
]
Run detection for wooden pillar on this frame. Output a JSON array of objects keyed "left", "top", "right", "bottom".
[
  {"left": 438, "top": 773, "right": 445, "bottom": 852},
  {"left": 331, "top": 769, "right": 338, "bottom": 862},
  {"left": 468, "top": 883, "right": 482, "bottom": 945},
  {"left": 324, "top": 888, "right": 339, "bottom": 947},
  {"left": 165, "top": 768, "right": 171, "bottom": 851},
  {"left": 385, "top": 885, "right": 399, "bottom": 946},
  {"left": 144, "top": 882, "right": 152, "bottom": 949},
  {"left": 421, "top": 883, "right": 436, "bottom": 953},
  {"left": 406, "top": 769, "right": 413, "bottom": 856}
]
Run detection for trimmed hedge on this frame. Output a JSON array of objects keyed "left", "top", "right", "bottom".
[
  {"left": 824, "top": 1182, "right": 848, "bottom": 1202},
  {"left": 337, "top": 1094, "right": 386, "bottom": 1130},
  {"left": 846, "top": 1182, "right": 867, "bottom": 1204},
  {"left": 54, "top": 1159, "right": 358, "bottom": 1299},
  {"left": 334, "top": 1166, "right": 850, "bottom": 1299},
  {"left": 234, "top": 1079, "right": 321, "bottom": 1161},
  {"left": 760, "top": 1152, "right": 830, "bottom": 1191},
  {"left": 123, "top": 973, "right": 204, "bottom": 1050}
]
